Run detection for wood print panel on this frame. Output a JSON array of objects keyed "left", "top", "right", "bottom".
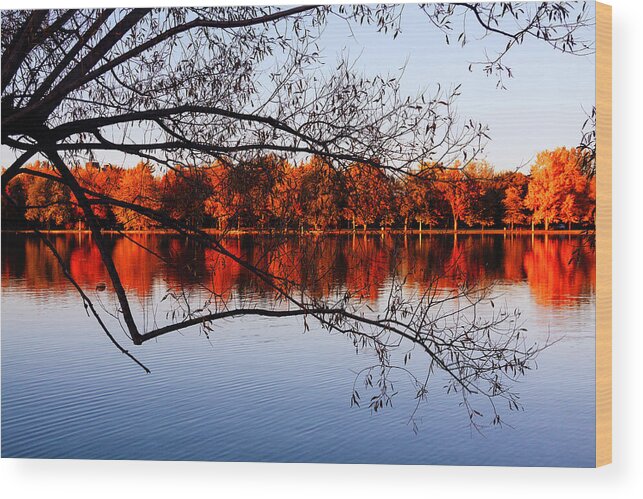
[{"left": 596, "top": 1, "right": 612, "bottom": 468}]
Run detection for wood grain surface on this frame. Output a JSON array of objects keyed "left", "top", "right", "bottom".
[{"left": 596, "top": 1, "right": 612, "bottom": 468}]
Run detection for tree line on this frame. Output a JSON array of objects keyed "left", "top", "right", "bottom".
[{"left": 2, "top": 146, "right": 594, "bottom": 232}]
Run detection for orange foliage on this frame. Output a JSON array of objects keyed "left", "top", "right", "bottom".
[
  {"left": 4, "top": 149, "right": 595, "bottom": 231},
  {"left": 344, "top": 162, "right": 396, "bottom": 230},
  {"left": 502, "top": 172, "right": 530, "bottom": 229},
  {"left": 525, "top": 147, "right": 594, "bottom": 230},
  {"left": 114, "top": 162, "right": 159, "bottom": 230},
  {"left": 433, "top": 163, "right": 470, "bottom": 231}
]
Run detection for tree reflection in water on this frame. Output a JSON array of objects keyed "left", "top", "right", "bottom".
[{"left": 2, "top": 232, "right": 595, "bottom": 431}]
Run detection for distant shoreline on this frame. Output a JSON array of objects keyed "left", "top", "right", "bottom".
[{"left": 1, "top": 228, "right": 593, "bottom": 236}]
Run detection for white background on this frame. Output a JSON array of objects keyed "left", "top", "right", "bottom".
[{"left": 1, "top": 0, "right": 641, "bottom": 497}]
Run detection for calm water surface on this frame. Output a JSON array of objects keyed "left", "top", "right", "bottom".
[{"left": 1, "top": 233, "right": 595, "bottom": 466}]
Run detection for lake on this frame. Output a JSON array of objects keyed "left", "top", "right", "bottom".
[{"left": 1, "top": 232, "right": 596, "bottom": 466}]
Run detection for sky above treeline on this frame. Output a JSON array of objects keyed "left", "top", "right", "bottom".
[
  {"left": 319, "top": 2, "right": 596, "bottom": 172},
  {"left": 0, "top": 2, "right": 596, "bottom": 173}
]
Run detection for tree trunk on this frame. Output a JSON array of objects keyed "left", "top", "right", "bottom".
[
  {"left": 453, "top": 217, "right": 458, "bottom": 232},
  {"left": 404, "top": 218, "right": 408, "bottom": 233},
  {"left": 544, "top": 218, "right": 549, "bottom": 231},
  {"left": 419, "top": 220, "right": 423, "bottom": 233}
]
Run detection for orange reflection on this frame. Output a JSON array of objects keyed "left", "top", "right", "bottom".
[
  {"left": 2, "top": 233, "right": 595, "bottom": 308},
  {"left": 523, "top": 235, "right": 595, "bottom": 306}
]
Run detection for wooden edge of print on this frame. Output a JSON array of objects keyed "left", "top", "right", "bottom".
[{"left": 596, "top": 1, "right": 612, "bottom": 468}]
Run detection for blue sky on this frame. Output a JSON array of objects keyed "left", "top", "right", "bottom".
[
  {"left": 318, "top": 3, "right": 596, "bottom": 172},
  {"left": 1, "top": 3, "right": 596, "bottom": 173}
]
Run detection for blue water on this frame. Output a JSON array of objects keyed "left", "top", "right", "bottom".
[{"left": 1, "top": 234, "right": 595, "bottom": 466}]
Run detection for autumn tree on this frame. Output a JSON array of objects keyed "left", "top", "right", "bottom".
[
  {"left": 502, "top": 172, "right": 530, "bottom": 230},
  {"left": 462, "top": 161, "right": 499, "bottom": 229},
  {"left": 1, "top": 166, "right": 26, "bottom": 227},
  {"left": 114, "top": 161, "right": 159, "bottom": 230},
  {"left": 22, "top": 161, "right": 73, "bottom": 228},
  {"left": 398, "top": 164, "right": 443, "bottom": 231},
  {"left": 271, "top": 161, "right": 302, "bottom": 231},
  {"left": 73, "top": 162, "right": 123, "bottom": 228},
  {"left": 396, "top": 175, "right": 420, "bottom": 232},
  {"left": 433, "top": 163, "right": 471, "bottom": 231},
  {"left": 525, "top": 147, "right": 592, "bottom": 230},
  {"left": 585, "top": 176, "right": 596, "bottom": 225},
  {"left": 160, "top": 167, "right": 212, "bottom": 228},
  {"left": 344, "top": 162, "right": 396, "bottom": 231},
  {"left": 202, "top": 161, "right": 232, "bottom": 230},
  {"left": 224, "top": 154, "right": 286, "bottom": 229},
  {"left": 298, "top": 155, "right": 344, "bottom": 231}
]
